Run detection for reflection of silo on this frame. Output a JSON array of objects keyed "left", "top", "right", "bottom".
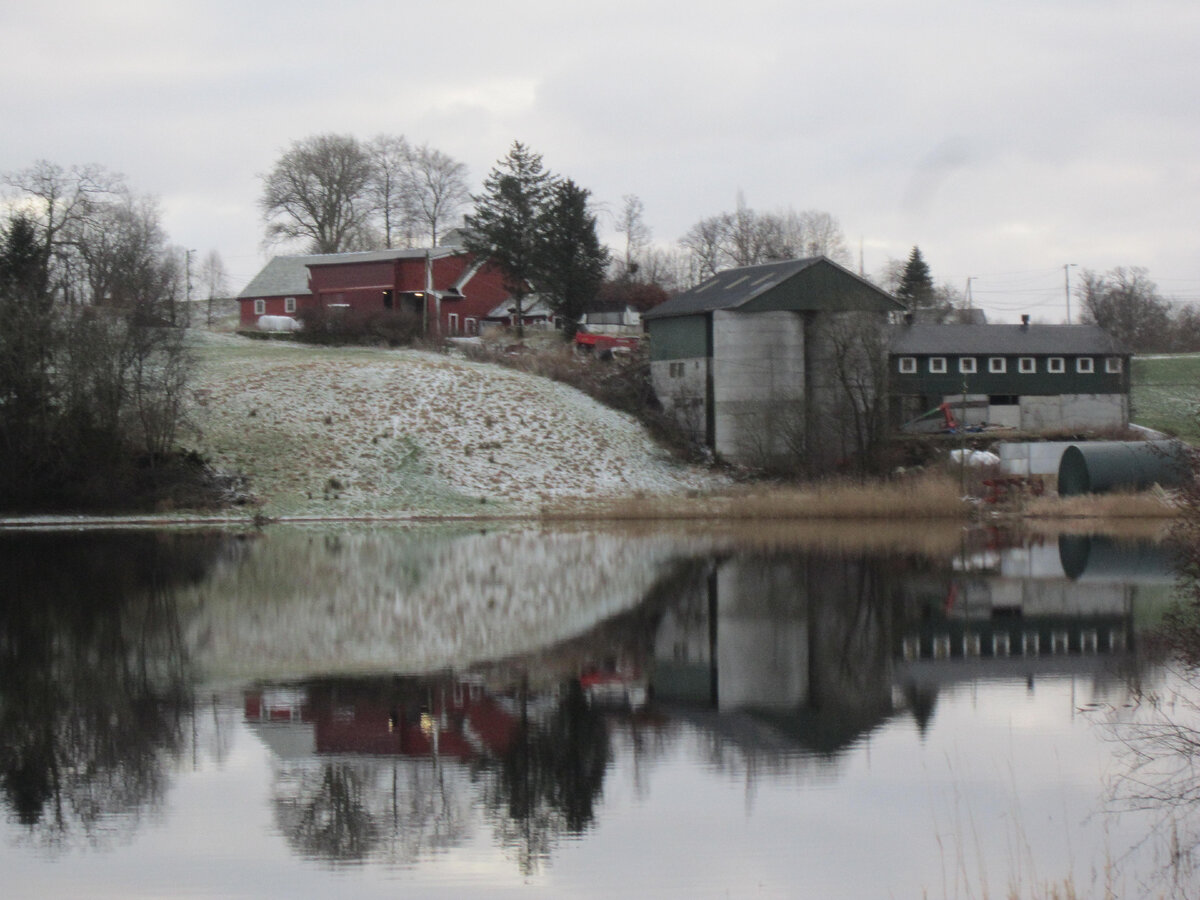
[
  {"left": 715, "top": 560, "right": 809, "bottom": 711},
  {"left": 1059, "top": 535, "right": 1176, "bottom": 584}
]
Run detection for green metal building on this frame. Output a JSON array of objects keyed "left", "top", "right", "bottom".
[{"left": 889, "top": 321, "right": 1131, "bottom": 432}]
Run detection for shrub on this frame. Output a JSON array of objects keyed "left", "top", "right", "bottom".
[{"left": 295, "top": 306, "right": 424, "bottom": 346}]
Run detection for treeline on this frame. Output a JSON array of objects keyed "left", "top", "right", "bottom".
[
  {"left": 257, "top": 134, "right": 857, "bottom": 302},
  {"left": 0, "top": 163, "right": 216, "bottom": 510},
  {"left": 1077, "top": 266, "right": 1200, "bottom": 353},
  {"left": 260, "top": 133, "right": 471, "bottom": 252}
]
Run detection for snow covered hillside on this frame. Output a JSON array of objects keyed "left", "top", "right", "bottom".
[
  {"left": 179, "top": 525, "right": 703, "bottom": 679},
  {"left": 191, "top": 335, "right": 725, "bottom": 517}
]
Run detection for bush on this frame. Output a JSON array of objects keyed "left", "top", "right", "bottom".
[{"left": 295, "top": 306, "right": 424, "bottom": 346}]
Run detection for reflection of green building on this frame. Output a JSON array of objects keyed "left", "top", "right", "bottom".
[{"left": 898, "top": 536, "right": 1171, "bottom": 684}]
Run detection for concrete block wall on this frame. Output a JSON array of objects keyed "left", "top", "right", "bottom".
[
  {"left": 711, "top": 310, "right": 806, "bottom": 464},
  {"left": 1020, "top": 394, "right": 1127, "bottom": 432}
]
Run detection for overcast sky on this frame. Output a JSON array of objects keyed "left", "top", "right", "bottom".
[{"left": 3, "top": 0, "right": 1197, "bottom": 322}]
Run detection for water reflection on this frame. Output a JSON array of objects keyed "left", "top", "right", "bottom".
[
  {"left": 248, "top": 673, "right": 609, "bottom": 872},
  {"left": 0, "top": 525, "right": 1184, "bottom": 895},
  {"left": 0, "top": 532, "right": 231, "bottom": 848}
]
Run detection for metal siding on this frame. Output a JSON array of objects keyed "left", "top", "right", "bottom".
[
  {"left": 741, "top": 260, "right": 901, "bottom": 314},
  {"left": 891, "top": 356, "right": 1126, "bottom": 396},
  {"left": 648, "top": 315, "right": 710, "bottom": 360}
]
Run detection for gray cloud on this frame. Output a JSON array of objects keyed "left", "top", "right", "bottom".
[{"left": 2, "top": 0, "right": 1197, "bottom": 316}]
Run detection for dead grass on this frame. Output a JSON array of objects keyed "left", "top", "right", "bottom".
[
  {"left": 1021, "top": 488, "right": 1179, "bottom": 520},
  {"left": 541, "top": 471, "right": 970, "bottom": 521}
]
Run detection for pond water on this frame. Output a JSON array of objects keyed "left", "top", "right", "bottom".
[{"left": 1, "top": 523, "right": 1196, "bottom": 898}]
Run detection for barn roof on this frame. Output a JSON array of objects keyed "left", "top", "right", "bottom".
[
  {"left": 238, "top": 255, "right": 318, "bottom": 299},
  {"left": 643, "top": 256, "right": 901, "bottom": 320},
  {"left": 889, "top": 323, "right": 1130, "bottom": 356},
  {"left": 303, "top": 247, "right": 456, "bottom": 267},
  {"left": 238, "top": 248, "right": 462, "bottom": 298}
]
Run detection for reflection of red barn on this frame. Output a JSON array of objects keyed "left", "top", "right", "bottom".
[
  {"left": 244, "top": 682, "right": 518, "bottom": 760},
  {"left": 244, "top": 689, "right": 310, "bottom": 722},
  {"left": 237, "top": 248, "right": 522, "bottom": 337}
]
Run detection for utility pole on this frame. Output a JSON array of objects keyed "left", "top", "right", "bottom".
[
  {"left": 180, "top": 248, "right": 195, "bottom": 326},
  {"left": 1063, "top": 263, "right": 1077, "bottom": 324}
]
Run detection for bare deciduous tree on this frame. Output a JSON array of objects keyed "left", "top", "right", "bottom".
[
  {"left": 1078, "top": 266, "right": 1173, "bottom": 352},
  {"left": 264, "top": 134, "right": 471, "bottom": 253},
  {"left": 198, "top": 249, "right": 229, "bottom": 327},
  {"left": 820, "top": 311, "right": 892, "bottom": 473},
  {"left": 679, "top": 214, "right": 729, "bottom": 280},
  {"left": 678, "top": 200, "right": 851, "bottom": 285},
  {"left": 366, "top": 134, "right": 415, "bottom": 249},
  {"left": 408, "top": 144, "right": 470, "bottom": 247},
  {"left": 260, "top": 134, "right": 377, "bottom": 254},
  {"left": 614, "top": 194, "right": 651, "bottom": 280},
  {"left": 3, "top": 160, "right": 123, "bottom": 304},
  {"left": 1, "top": 165, "right": 198, "bottom": 508}
]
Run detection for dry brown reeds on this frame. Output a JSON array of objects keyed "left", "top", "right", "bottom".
[
  {"left": 1021, "top": 488, "right": 1179, "bottom": 520},
  {"left": 541, "top": 471, "right": 970, "bottom": 522}
]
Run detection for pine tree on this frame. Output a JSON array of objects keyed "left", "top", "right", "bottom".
[
  {"left": 535, "top": 179, "right": 609, "bottom": 339},
  {"left": 896, "top": 245, "right": 935, "bottom": 308},
  {"left": 463, "top": 142, "right": 555, "bottom": 338}
]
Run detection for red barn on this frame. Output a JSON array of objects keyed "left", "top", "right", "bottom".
[{"left": 237, "top": 247, "right": 525, "bottom": 336}]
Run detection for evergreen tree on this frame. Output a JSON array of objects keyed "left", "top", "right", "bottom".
[
  {"left": 463, "top": 142, "right": 555, "bottom": 338},
  {"left": 896, "top": 245, "right": 935, "bottom": 308},
  {"left": 535, "top": 179, "right": 609, "bottom": 339}
]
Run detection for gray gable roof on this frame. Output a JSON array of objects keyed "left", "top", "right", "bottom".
[
  {"left": 238, "top": 255, "right": 318, "bottom": 299},
  {"left": 889, "top": 323, "right": 1130, "bottom": 356},
  {"left": 643, "top": 256, "right": 901, "bottom": 319}
]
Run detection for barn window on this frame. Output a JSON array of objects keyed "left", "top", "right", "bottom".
[
  {"left": 448, "top": 313, "right": 459, "bottom": 335},
  {"left": 1048, "top": 357, "right": 1065, "bottom": 373},
  {"left": 898, "top": 357, "right": 917, "bottom": 374},
  {"left": 1019, "top": 357, "right": 1035, "bottom": 373},
  {"left": 253, "top": 298, "right": 265, "bottom": 315},
  {"left": 284, "top": 296, "right": 296, "bottom": 313},
  {"left": 669, "top": 362, "right": 685, "bottom": 378},
  {"left": 929, "top": 357, "right": 947, "bottom": 373},
  {"left": 959, "top": 357, "right": 977, "bottom": 374},
  {"left": 1105, "top": 357, "right": 1123, "bottom": 373},
  {"left": 988, "top": 357, "right": 1006, "bottom": 374},
  {"left": 466, "top": 317, "right": 478, "bottom": 336},
  {"left": 1076, "top": 357, "right": 1094, "bottom": 374}
]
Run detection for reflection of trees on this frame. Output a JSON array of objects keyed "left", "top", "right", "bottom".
[
  {"left": 274, "top": 762, "right": 382, "bottom": 861},
  {"left": 0, "top": 532, "right": 223, "bottom": 847},
  {"left": 271, "top": 757, "right": 477, "bottom": 866},
  {"left": 485, "top": 680, "right": 611, "bottom": 874},
  {"left": 1096, "top": 667, "right": 1200, "bottom": 895}
]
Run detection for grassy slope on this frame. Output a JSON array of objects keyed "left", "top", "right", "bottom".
[
  {"left": 1131, "top": 354, "right": 1200, "bottom": 440},
  {"left": 187, "top": 334, "right": 721, "bottom": 518}
]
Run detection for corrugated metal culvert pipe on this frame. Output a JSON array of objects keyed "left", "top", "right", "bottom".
[{"left": 1056, "top": 440, "right": 1191, "bottom": 496}]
